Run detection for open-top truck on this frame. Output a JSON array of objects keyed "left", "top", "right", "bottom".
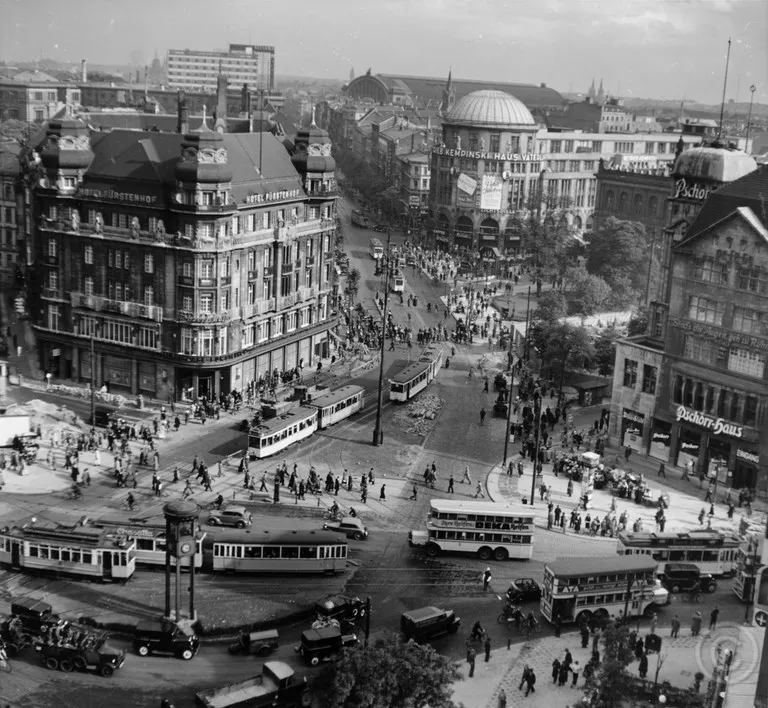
[{"left": 195, "top": 661, "right": 311, "bottom": 708}]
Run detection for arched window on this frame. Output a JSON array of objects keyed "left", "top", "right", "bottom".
[
  {"left": 455, "top": 215, "right": 473, "bottom": 235},
  {"left": 634, "top": 195, "right": 644, "bottom": 216},
  {"left": 573, "top": 215, "right": 583, "bottom": 231},
  {"left": 480, "top": 217, "right": 499, "bottom": 235},
  {"left": 648, "top": 196, "right": 659, "bottom": 218},
  {"left": 619, "top": 192, "right": 629, "bottom": 214},
  {"left": 604, "top": 190, "right": 615, "bottom": 210},
  {"left": 585, "top": 214, "right": 594, "bottom": 231}
]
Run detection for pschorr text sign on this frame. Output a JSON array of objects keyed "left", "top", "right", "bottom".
[
  {"left": 675, "top": 405, "right": 743, "bottom": 439},
  {"left": 433, "top": 146, "right": 543, "bottom": 162}
]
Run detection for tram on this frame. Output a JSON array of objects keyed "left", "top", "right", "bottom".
[
  {"left": 247, "top": 407, "right": 318, "bottom": 459},
  {"left": 389, "top": 345, "right": 444, "bottom": 402},
  {"left": 0, "top": 519, "right": 136, "bottom": 582},
  {"left": 211, "top": 529, "right": 348, "bottom": 574},
  {"left": 91, "top": 518, "right": 205, "bottom": 569},
  {"left": 311, "top": 385, "right": 365, "bottom": 428}
]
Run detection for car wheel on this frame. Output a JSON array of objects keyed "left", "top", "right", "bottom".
[
  {"left": 323, "top": 523, "right": 329, "bottom": 530},
  {"left": 310, "top": 656, "right": 320, "bottom": 666},
  {"left": 137, "top": 645, "right": 150, "bottom": 657},
  {"left": 300, "top": 690, "right": 312, "bottom": 707},
  {"left": 706, "top": 583, "right": 717, "bottom": 594},
  {"left": 207, "top": 517, "right": 218, "bottom": 526},
  {"left": 59, "top": 659, "right": 73, "bottom": 672},
  {"left": 478, "top": 547, "right": 492, "bottom": 561},
  {"left": 497, "top": 613, "right": 509, "bottom": 625},
  {"left": 73, "top": 655, "right": 87, "bottom": 671},
  {"left": 353, "top": 532, "right": 364, "bottom": 541},
  {"left": 448, "top": 622, "right": 460, "bottom": 634},
  {"left": 45, "top": 657, "right": 58, "bottom": 670},
  {"left": 426, "top": 543, "right": 440, "bottom": 558},
  {"left": 181, "top": 648, "right": 194, "bottom": 661},
  {"left": 671, "top": 584, "right": 681, "bottom": 594},
  {"left": 493, "top": 547, "right": 508, "bottom": 561},
  {"left": 100, "top": 664, "right": 115, "bottom": 677},
  {"left": 257, "top": 646, "right": 271, "bottom": 657},
  {"left": 236, "top": 521, "right": 246, "bottom": 529}
]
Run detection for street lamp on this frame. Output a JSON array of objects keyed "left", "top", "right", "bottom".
[
  {"left": 372, "top": 229, "right": 392, "bottom": 446},
  {"left": 89, "top": 322, "right": 100, "bottom": 427},
  {"left": 529, "top": 386, "right": 542, "bottom": 506}
]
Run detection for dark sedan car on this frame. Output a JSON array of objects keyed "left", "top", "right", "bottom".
[{"left": 506, "top": 578, "right": 542, "bottom": 604}]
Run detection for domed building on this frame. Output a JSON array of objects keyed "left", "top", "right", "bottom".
[{"left": 428, "top": 90, "right": 542, "bottom": 263}]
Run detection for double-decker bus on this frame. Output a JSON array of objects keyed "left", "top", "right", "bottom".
[
  {"left": 353, "top": 210, "right": 370, "bottom": 228},
  {"left": 248, "top": 407, "right": 318, "bottom": 459},
  {"left": 408, "top": 499, "right": 534, "bottom": 561},
  {"left": 211, "top": 529, "right": 348, "bottom": 574},
  {"left": 369, "top": 237, "right": 383, "bottom": 260},
  {"left": 732, "top": 535, "right": 765, "bottom": 603},
  {"left": 389, "top": 345, "right": 443, "bottom": 402},
  {"left": 541, "top": 556, "right": 669, "bottom": 626},
  {"left": 616, "top": 530, "right": 740, "bottom": 577}
]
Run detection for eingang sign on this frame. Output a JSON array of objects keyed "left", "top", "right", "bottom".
[{"left": 675, "top": 405, "right": 743, "bottom": 439}]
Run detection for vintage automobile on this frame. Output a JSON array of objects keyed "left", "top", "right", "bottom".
[
  {"left": 313, "top": 594, "right": 366, "bottom": 629},
  {"left": 322, "top": 516, "right": 368, "bottom": 541},
  {"left": 505, "top": 578, "right": 542, "bottom": 604},
  {"left": 295, "top": 626, "right": 358, "bottom": 666},
  {"left": 227, "top": 629, "right": 279, "bottom": 657}
]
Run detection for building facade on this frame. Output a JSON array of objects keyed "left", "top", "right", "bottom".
[
  {"left": 609, "top": 160, "right": 768, "bottom": 492},
  {"left": 28, "top": 117, "right": 337, "bottom": 401},
  {"left": 0, "top": 71, "right": 81, "bottom": 122},
  {"left": 398, "top": 151, "right": 430, "bottom": 229},
  {"left": 166, "top": 44, "right": 275, "bottom": 93},
  {"left": 0, "top": 148, "right": 22, "bottom": 287}
]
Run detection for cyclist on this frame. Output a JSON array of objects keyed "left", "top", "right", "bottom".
[
  {"left": 329, "top": 501, "right": 340, "bottom": 519},
  {"left": 689, "top": 580, "right": 702, "bottom": 602},
  {"left": 215, "top": 493, "right": 224, "bottom": 509},
  {"left": 470, "top": 620, "right": 485, "bottom": 641}
]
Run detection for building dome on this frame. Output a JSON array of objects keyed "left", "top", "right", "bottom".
[
  {"left": 445, "top": 90, "right": 536, "bottom": 128},
  {"left": 673, "top": 146, "right": 757, "bottom": 183}
]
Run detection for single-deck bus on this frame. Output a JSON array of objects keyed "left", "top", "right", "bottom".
[
  {"left": 211, "top": 529, "right": 348, "bottom": 574},
  {"left": 617, "top": 530, "right": 740, "bottom": 577},
  {"left": 369, "top": 237, "right": 383, "bottom": 260},
  {"left": 392, "top": 270, "right": 405, "bottom": 293},
  {"left": 409, "top": 499, "right": 534, "bottom": 561},
  {"left": 541, "top": 556, "right": 669, "bottom": 626},
  {"left": 248, "top": 407, "right": 318, "bottom": 459}
]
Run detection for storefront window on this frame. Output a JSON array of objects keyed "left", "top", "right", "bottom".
[
  {"left": 743, "top": 396, "right": 758, "bottom": 426},
  {"left": 693, "top": 382, "right": 704, "bottom": 411},
  {"left": 683, "top": 378, "right": 693, "bottom": 406},
  {"left": 705, "top": 387, "right": 715, "bottom": 414},
  {"left": 729, "top": 392, "right": 740, "bottom": 421},
  {"left": 677, "top": 429, "right": 701, "bottom": 470},
  {"left": 673, "top": 375, "right": 683, "bottom": 404}
]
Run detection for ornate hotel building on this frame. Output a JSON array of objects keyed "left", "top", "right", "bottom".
[{"left": 27, "top": 116, "right": 337, "bottom": 401}]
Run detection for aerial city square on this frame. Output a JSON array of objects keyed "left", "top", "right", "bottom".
[{"left": 0, "top": 1, "right": 767, "bottom": 706}]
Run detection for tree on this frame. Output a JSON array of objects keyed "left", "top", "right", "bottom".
[
  {"left": 582, "top": 623, "right": 636, "bottom": 708},
  {"left": 626, "top": 309, "right": 648, "bottom": 337},
  {"left": 565, "top": 266, "right": 611, "bottom": 321},
  {"left": 585, "top": 217, "right": 650, "bottom": 303},
  {"left": 532, "top": 290, "right": 567, "bottom": 325},
  {"left": 528, "top": 320, "right": 594, "bottom": 389},
  {"left": 593, "top": 326, "right": 621, "bottom": 376},
  {"left": 316, "top": 632, "right": 462, "bottom": 708},
  {"left": 345, "top": 268, "right": 361, "bottom": 303}
]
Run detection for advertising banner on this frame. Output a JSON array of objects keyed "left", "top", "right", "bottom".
[
  {"left": 648, "top": 419, "right": 671, "bottom": 462},
  {"left": 457, "top": 173, "right": 477, "bottom": 195},
  {"left": 480, "top": 174, "right": 503, "bottom": 211}
]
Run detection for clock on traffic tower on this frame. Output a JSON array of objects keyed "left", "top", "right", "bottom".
[{"left": 162, "top": 500, "right": 201, "bottom": 622}]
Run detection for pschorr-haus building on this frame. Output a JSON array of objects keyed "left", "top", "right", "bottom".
[
  {"left": 610, "top": 150, "right": 768, "bottom": 494},
  {"left": 26, "top": 116, "right": 338, "bottom": 402}
]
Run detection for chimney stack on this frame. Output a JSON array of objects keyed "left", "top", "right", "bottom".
[
  {"left": 81, "top": 59, "right": 87, "bottom": 83},
  {"left": 177, "top": 90, "right": 188, "bottom": 134}
]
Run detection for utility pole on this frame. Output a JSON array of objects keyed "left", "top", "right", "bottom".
[
  {"left": 523, "top": 285, "right": 532, "bottom": 361},
  {"left": 529, "top": 387, "right": 542, "bottom": 506},
  {"left": 89, "top": 330, "right": 96, "bottom": 426},
  {"left": 372, "top": 229, "right": 392, "bottom": 446},
  {"left": 502, "top": 343, "right": 517, "bottom": 467}
]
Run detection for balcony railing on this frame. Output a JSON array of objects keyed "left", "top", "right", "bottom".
[
  {"left": 264, "top": 266, "right": 274, "bottom": 277},
  {"left": 306, "top": 255, "right": 316, "bottom": 266},
  {"left": 281, "top": 262, "right": 294, "bottom": 274},
  {"left": 178, "top": 275, "right": 194, "bottom": 286},
  {"left": 42, "top": 287, "right": 62, "bottom": 300},
  {"left": 42, "top": 254, "right": 58, "bottom": 266},
  {"left": 279, "top": 293, "right": 296, "bottom": 309},
  {"left": 247, "top": 270, "right": 258, "bottom": 280},
  {"left": 70, "top": 292, "right": 163, "bottom": 322},
  {"left": 176, "top": 309, "right": 236, "bottom": 324}
]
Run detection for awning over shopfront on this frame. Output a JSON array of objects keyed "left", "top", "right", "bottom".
[{"left": 480, "top": 247, "right": 501, "bottom": 259}]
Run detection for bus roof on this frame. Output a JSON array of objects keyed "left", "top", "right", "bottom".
[
  {"left": 390, "top": 361, "right": 431, "bottom": 384},
  {"left": 249, "top": 406, "right": 316, "bottom": 435},
  {"left": 429, "top": 499, "right": 532, "bottom": 516},
  {"left": 546, "top": 555, "right": 658, "bottom": 578},
  {"left": 311, "top": 385, "right": 365, "bottom": 409},
  {"left": 211, "top": 529, "right": 346, "bottom": 546},
  {"left": 618, "top": 530, "right": 740, "bottom": 546}
]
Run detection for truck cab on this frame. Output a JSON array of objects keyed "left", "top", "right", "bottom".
[
  {"left": 134, "top": 620, "right": 199, "bottom": 660},
  {"left": 10, "top": 598, "right": 60, "bottom": 634},
  {"left": 295, "top": 626, "right": 358, "bottom": 666}
]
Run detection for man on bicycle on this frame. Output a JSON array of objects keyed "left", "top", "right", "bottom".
[
  {"left": 689, "top": 580, "right": 702, "bottom": 602},
  {"left": 470, "top": 620, "right": 485, "bottom": 641}
]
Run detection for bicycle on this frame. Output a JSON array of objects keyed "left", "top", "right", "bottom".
[{"left": 688, "top": 591, "right": 703, "bottom": 604}]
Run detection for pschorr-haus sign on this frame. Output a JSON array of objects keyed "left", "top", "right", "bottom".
[
  {"left": 675, "top": 405, "right": 743, "bottom": 439},
  {"left": 433, "top": 146, "right": 544, "bottom": 162}
]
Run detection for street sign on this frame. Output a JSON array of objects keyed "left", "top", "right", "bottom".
[
  {"left": 14, "top": 297, "right": 24, "bottom": 315},
  {"left": 568, "top": 414, "right": 574, "bottom": 425},
  {"left": 52, "top": 348, "right": 61, "bottom": 357}
]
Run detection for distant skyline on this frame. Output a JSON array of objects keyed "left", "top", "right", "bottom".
[{"left": 2, "top": 0, "right": 767, "bottom": 104}]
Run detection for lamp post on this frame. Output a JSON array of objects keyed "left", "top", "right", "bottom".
[
  {"left": 89, "top": 323, "right": 99, "bottom": 426},
  {"left": 529, "top": 387, "right": 542, "bottom": 506},
  {"left": 372, "top": 228, "right": 392, "bottom": 446},
  {"left": 745, "top": 84, "right": 757, "bottom": 149},
  {"left": 502, "top": 348, "right": 517, "bottom": 467}
]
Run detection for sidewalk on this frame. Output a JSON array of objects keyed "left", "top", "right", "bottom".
[{"left": 452, "top": 624, "right": 738, "bottom": 708}]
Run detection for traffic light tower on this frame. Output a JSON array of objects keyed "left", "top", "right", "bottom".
[{"left": 162, "top": 500, "right": 200, "bottom": 625}]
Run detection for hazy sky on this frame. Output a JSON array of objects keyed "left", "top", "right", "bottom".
[{"left": 2, "top": 0, "right": 767, "bottom": 104}]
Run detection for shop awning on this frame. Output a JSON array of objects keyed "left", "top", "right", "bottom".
[{"left": 481, "top": 247, "right": 501, "bottom": 259}]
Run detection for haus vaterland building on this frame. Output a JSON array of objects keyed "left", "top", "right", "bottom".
[{"left": 27, "top": 103, "right": 338, "bottom": 401}]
